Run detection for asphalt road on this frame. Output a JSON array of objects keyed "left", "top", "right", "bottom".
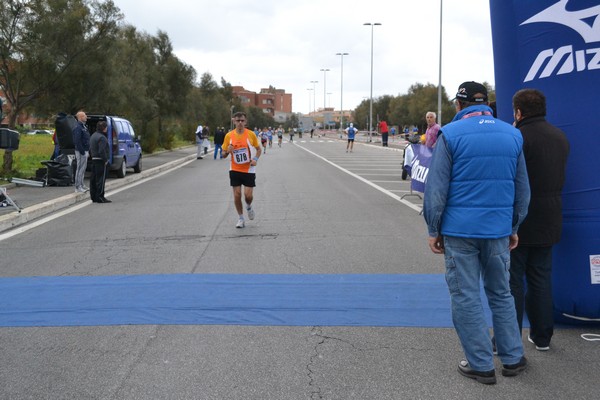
[{"left": 1, "top": 138, "right": 599, "bottom": 399}]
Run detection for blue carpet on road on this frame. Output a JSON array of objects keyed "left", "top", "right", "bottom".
[{"left": 0, "top": 274, "right": 501, "bottom": 328}]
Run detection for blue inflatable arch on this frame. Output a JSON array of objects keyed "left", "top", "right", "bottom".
[{"left": 489, "top": 0, "right": 600, "bottom": 324}]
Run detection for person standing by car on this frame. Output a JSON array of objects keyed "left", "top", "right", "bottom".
[
  {"left": 424, "top": 81, "right": 530, "bottom": 384},
  {"left": 509, "top": 88, "right": 570, "bottom": 352},
  {"left": 89, "top": 121, "right": 111, "bottom": 203},
  {"left": 222, "top": 112, "right": 262, "bottom": 228},
  {"left": 72, "top": 111, "right": 90, "bottom": 193}
]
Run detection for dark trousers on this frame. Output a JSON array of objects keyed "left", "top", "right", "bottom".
[
  {"left": 509, "top": 245, "right": 554, "bottom": 346},
  {"left": 381, "top": 132, "right": 388, "bottom": 146},
  {"left": 90, "top": 159, "right": 107, "bottom": 202}
]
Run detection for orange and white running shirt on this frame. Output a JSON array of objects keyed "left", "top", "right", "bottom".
[{"left": 223, "top": 129, "right": 260, "bottom": 173}]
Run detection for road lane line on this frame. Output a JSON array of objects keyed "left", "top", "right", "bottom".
[{"left": 296, "top": 144, "right": 422, "bottom": 213}]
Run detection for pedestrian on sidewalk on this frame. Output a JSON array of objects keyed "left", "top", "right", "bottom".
[
  {"left": 213, "top": 127, "right": 226, "bottom": 159},
  {"left": 89, "top": 121, "right": 111, "bottom": 203},
  {"left": 195, "top": 124, "right": 204, "bottom": 160},
  {"left": 72, "top": 111, "right": 90, "bottom": 193}
]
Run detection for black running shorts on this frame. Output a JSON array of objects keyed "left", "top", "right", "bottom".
[{"left": 229, "top": 170, "right": 256, "bottom": 187}]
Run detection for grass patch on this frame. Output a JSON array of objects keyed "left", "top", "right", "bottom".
[{"left": 1, "top": 134, "right": 54, "bottom": 182}]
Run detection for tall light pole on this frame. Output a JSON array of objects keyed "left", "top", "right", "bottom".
[
  {"left": 437, "top": 0, "right": 443, "bottom": 123},
  {"left": 320, "top": 69, "right": 330, "bottom": 111},
  {"left": 310, "top": 80, "right": 318, "bottom": 114},
  {"left": 364, "top": 22, "right": 381, "bottom": 142},
  {"left": 307, "top": 88, "right": 313, "bottom": 115},
  {"left": 336, "top": 52, "right": 349, "bottom": 130}
]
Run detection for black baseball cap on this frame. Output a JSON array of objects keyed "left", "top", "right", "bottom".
[{"left": 453, "top": 81, "right": 488, "bottom": 103}]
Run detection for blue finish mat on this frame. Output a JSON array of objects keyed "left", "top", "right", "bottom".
[{"left": 0, "top": 274, "right": 499, "bottom": 328}]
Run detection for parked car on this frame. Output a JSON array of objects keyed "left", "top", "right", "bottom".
[
  {"left": 54, "top": 113, "right": 142, "bottom": 178},
  {"left": 27, "top": 129, "right": 53, "bottom": 135}
]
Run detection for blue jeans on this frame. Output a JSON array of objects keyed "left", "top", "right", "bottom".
[
  {"left": 214, "top": 144, "right": 223, "bottom": 159},
  {"left": 444, "top": 236, "right": 524, "bottom": 371},
  {"left": 510, "top": 245, "right": 554, "bottom": 347}
]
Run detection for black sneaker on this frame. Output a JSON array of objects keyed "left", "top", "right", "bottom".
[
  {"left": 458, "top": 360, "right": 497, "bottom": 384},
  {"left": 502, "top": 356, "right": 528, "bottom": 377}
]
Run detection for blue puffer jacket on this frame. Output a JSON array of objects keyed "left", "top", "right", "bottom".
[{"left": 440, "top": 105, "right": 524, "bottom": 238}]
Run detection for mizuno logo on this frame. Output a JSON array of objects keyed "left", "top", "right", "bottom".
[
  {"left": 521, "top": 1, "right": 600, "bottom": 82},
  {"left": 520, "top": 0, "right": 600, "bottom": 44}
]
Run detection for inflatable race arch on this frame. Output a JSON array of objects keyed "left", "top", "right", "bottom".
[{"left": 489, "top": 0, "right": 600, "bottom": 323}]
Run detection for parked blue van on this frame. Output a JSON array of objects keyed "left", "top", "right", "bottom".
[{"left": 55, "top": 113, "right": 142, "bottom": 178}]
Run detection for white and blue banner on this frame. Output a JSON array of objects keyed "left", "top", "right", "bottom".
[
  {"left": 490, "top": 0, "right": 600, "bottom": 323},
  {"left": 409, "top": 144, "right": 433, "bottom": 193}
]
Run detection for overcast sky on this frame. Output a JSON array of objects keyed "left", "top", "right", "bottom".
[{"left": 111, "top": 0, "right": 494, "bottom": 115}]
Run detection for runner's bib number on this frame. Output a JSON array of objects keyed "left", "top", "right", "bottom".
[{"left": 233, "top": 148, "right": 250, "bottom": 164}]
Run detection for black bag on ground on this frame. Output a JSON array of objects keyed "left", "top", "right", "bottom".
[{"left": 41, "top": 154, "right": 74, "bottom": 186}]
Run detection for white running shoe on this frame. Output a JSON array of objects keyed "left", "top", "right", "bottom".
[
  {"left": 247, "top": 207, "right": 255, "bottom": 220},
  {"left": 528, "top": 335, "right": 550, "bottom": 351},
  {"left": 236, "top": 218, "right": 245, "bottom": 228}
]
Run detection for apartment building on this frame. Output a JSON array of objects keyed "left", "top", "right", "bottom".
[{"left": 231, "top": 86, "right": 293, "bottom": 123}]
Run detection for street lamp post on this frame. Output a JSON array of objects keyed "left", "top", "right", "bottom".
[
  {"left": 364, "top": 22, "right": 381, "bottom": 142},
  {"left": 307, "top": 88, "right": 313, "bottom": 115},
  {"left": 336, "top": 52, "right": 349, "bottom": 130},
  {"left": 310, "top": 80, "right": 318, "bottom": 114},
  {"left": 327, "top": 92, "right": 333, "bottom": 129},
  {"left": 320, "top": 69, "right": 330, "bottom": 111}
]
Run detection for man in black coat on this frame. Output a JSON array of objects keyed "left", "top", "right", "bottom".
[
  {"left": 511, "top": 88, "right": 570, "bottom": 351},
  {"left": 89, "top": 121, "right": 111, "bottom": 203},
  {"left": 213, "top": 126, "right": 226, "bottom": 159}
]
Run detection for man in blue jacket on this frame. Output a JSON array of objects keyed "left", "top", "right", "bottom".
[
  {"left": 72, "top": 111, "right": 90, "bottom": 193},
  {"left": 424, "top": 82, "right": 531, "bottom": 385}
]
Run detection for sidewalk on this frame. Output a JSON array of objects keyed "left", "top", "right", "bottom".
[{"left": 0, "top": 146, "right": 198, "bottom": 234}]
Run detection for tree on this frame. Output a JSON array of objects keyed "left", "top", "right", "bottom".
[
  {"left": 146, "top": 31, "right": 195, "bottom": 149},
  {"left": 0, "top": 0, "right": 122, "bottom": 172},
  {"left": 374, "top": 94, "right": 393, "bottom": 124},
  {"left": 246, "top": 106, "right": 275, "bottom": 130}
]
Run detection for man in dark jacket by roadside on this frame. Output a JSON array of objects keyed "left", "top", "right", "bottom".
[
  {"left": 511, "top": 88, "right": 570, "bottom": 351},
  {"left": 89, "top": 121, "right": 111, "bottom": 203},
  {"left": 213, "top": 126, "right": 226, "bottom": 159}
]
